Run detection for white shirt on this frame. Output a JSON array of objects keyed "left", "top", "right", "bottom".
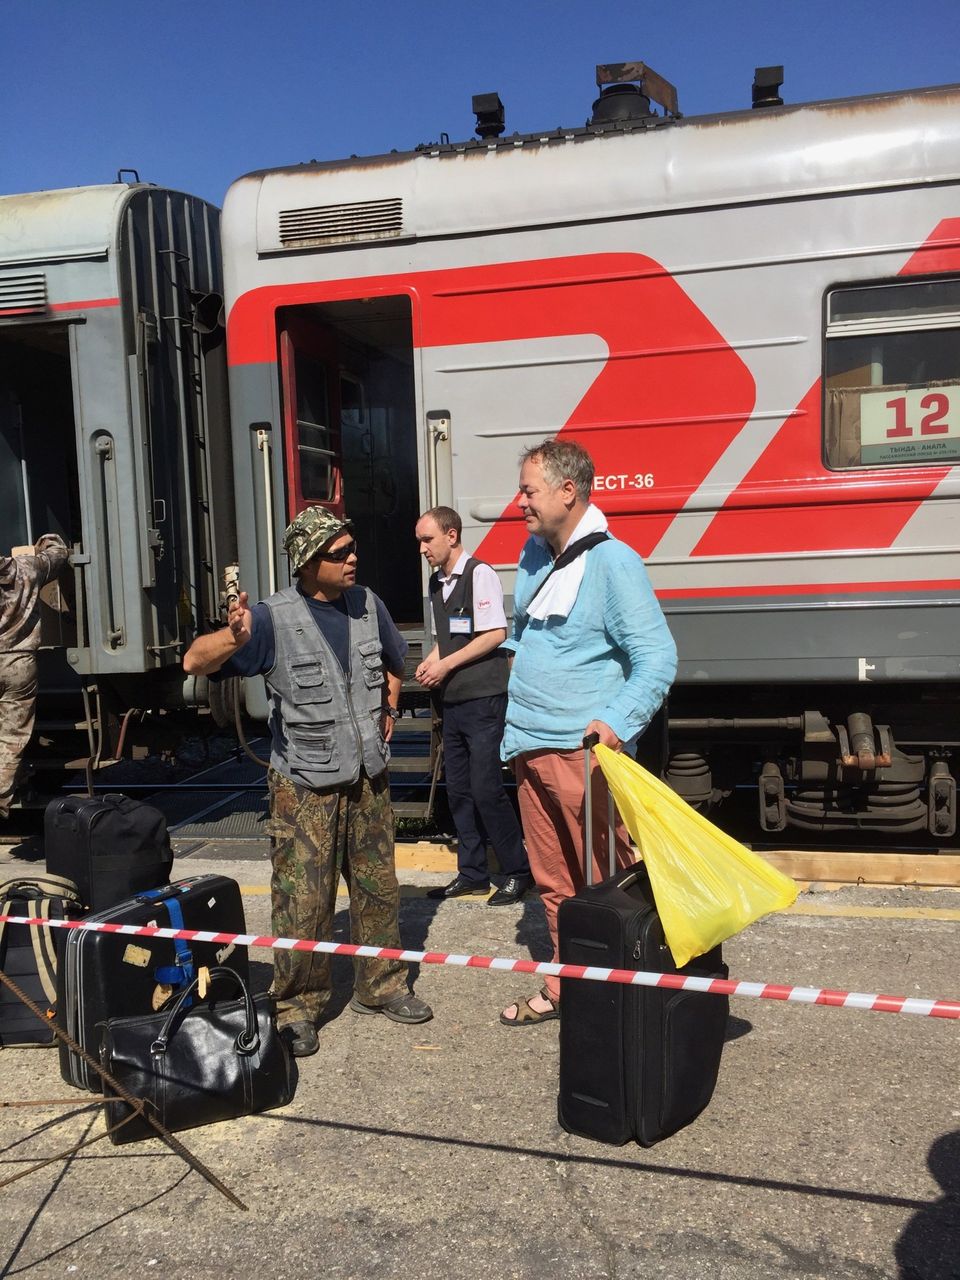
[{"left": 436, "top": 550, "right": 507, "bottom": 631}]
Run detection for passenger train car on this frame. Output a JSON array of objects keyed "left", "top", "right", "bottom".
[
  {"left": 219, "top": 68, "right": 960, "bottom": 838},
  {"left": 0, "top": 182, "right": 234, "bottom": 772}
]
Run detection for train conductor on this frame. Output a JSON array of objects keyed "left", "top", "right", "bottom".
[{"left": 414, "top": 506, "right": 531, "bottom": 905}]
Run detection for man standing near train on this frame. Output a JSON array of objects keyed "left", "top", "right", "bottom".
[
  {"left": 414, "top": 506, "right": 531, "bottom": 905},
  {"left": 0, "top": 534, "right": 70, "bottom": 819},
  {"left": 183, "top": 507, "right": 432, "bottom": 1058},
  {"left": 498, "top": 438, "right": 677, "bottom": 1026}
]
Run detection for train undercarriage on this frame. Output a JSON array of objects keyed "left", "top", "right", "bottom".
[{"left": 662, "top": 685, "right": 958, "bottom": 839}]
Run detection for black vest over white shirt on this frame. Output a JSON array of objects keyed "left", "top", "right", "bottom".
[{"left": 429, "top": 556, "right": 509, "bottom": 706}]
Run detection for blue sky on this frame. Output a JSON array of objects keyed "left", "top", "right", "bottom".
[{"left": 3, "top": 0, "right": 958, "bottom": 207}]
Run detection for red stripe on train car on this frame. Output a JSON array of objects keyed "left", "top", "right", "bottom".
[
  {"left": 48, "top": 297, "right": 120, "bottom": 312},
  {"left": 657, "top": 579, "right": 960, "bottom": 600},
  {"left": 691, "top": 218, "right": 960, "bottom": 558},
  {"left": 227, "top": 253, "right": 756, "bottom": 564}
]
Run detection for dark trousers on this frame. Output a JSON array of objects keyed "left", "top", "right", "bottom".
[{"left": 442, "top": 693, "right": 529, "bottom": 885}]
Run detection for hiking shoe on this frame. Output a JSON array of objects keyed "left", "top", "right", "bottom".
[
  {"left": 280, "top": 1019, "right": 319, "bottom": 1058},
  {"left": 350, "top": 991, "right": 434, "bottom": 1024}
]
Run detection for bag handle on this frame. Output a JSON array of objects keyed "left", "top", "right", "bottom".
[
  {"left": 582, "top": 734, "right": 599, "bottom": 886},
  {"left": 0, "top": 873, "right": 83, "bottom": 904},
  {"left": 149, "top": 966, "right": 260, "bottom": 1057},
  {"left": 581, "top": 733, "right": 618, "bottom": 885}
]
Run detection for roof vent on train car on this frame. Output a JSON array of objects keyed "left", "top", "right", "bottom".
[
  {"left": 589, "top": 61, "right": 680, "bottom": 126},
  {"left": 473, "top": 93, "right": 506, "bottom": 139},
  {"left": 277, "top": 197, "right": 404, "bottom": 248},
  {"left": 0, "top": 272, "right": 47, "bottom": 315},
  {"left": 752, "top": 66, "right": 784, "bottom": 108}
]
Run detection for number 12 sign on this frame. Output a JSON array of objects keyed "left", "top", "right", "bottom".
[{"left": 860, "top": 384, "right": 960, "bottom": 465}]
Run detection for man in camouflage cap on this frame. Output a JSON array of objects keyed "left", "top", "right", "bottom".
[
  {"left": 0, "top": 534, "right": 69, "bottom": 818},
  {"left": 282, "top": 505, "right": 351, "bottom": 574},
  {"left": 184, "top": 505, "right": 432, "bottom": 1057}
]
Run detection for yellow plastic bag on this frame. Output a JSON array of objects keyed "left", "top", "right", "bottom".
[{"left": 595, "top": 744, "right": 798, "bottom": 967}]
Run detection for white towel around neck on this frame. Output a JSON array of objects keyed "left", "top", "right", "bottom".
[{"left": 525, "top": 504, "right": 609, "bottom": 621}]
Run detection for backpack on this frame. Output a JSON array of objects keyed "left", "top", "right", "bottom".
[{"left": 0, "top": 873, "right": 84, "bottom": 1046}]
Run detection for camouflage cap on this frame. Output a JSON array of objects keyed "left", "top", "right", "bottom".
[{"left": 282, "top": 507, "right": 353, "bottom": 573}]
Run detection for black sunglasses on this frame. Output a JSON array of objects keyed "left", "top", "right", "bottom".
[{"left": 315, "top": 539, "right": 357, "bottom": 563}]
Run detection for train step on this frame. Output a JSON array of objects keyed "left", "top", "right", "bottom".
[
  {"left": 392, "top": 800, "right": 434, "bottom": 819},
  {"left": 389, "top": 757, "right": 434, "bottom": 773}
]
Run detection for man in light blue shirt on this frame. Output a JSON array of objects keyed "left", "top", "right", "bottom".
[{"left": 499, "top": 438, "right": 677, "bottom": 1026}]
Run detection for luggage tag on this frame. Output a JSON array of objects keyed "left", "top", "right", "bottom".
[
  {"left": 142, "top": 914, "right": 176, "bottom": 1009},
  {"left": 140, "top": 890, "right": 196, "bottom": 1005},
  {"left": 152, "top": 982, "right": 175, "bottom": 1011}
]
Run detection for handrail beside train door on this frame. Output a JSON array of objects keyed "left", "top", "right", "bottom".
[{"left": 256, "top": 425, "right": 277, "bottom": 596}]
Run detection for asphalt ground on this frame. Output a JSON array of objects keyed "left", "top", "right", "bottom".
[{"left": 1, "top": 839, "right": 959, "bottom": 1280}]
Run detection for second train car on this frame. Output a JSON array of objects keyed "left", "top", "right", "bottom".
[{"left": 0, "top": 181, "right": 235, "bottom": 778}]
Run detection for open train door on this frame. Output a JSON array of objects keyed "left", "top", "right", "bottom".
[{"left": 277, "top": 300, "right": 422, "bottom": 624}]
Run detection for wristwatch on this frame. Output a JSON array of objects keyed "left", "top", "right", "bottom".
[{"left": 383, "top": 706, "right": 401, "bottom": 721}]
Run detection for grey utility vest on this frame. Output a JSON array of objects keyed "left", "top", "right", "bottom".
[
  {"left": 263, "top": 585, "right": 388, "bottom": 790},
  {"left": 429, "top": 557, "right": 508, "bottom": 706}
]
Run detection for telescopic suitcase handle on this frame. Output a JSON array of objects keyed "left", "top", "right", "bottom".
[{"left": 581, "top": 734, "right": 618, "bottom": 886}]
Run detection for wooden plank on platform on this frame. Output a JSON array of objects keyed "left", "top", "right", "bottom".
[
  {"left": 395, "top": 840, "right": 458, "bottom": 873},
  {"left": 762, "top": 850, "right": 960, "bottom": 888},
  {"left": 395, "top": 841, "right": 960, "bottom": 886}
]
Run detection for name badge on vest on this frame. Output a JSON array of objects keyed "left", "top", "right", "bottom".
[{"left": 449, "top": 616, "right": 473, "bottom": 636}]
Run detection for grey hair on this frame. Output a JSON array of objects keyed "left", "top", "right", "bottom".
[{"left": 519, "top": 438, "right": 595, "bottom": 502}]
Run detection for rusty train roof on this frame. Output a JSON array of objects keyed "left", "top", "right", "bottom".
[{"left": 237, "top": 81, "right": 960, "bottom": 182}]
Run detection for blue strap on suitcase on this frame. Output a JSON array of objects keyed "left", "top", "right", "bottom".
[{"left": 139, "top": 886, "right": 196, "bottom": 994}]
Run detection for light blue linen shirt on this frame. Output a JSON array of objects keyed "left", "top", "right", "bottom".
[{"left": 501, "top": 535, "right": 677, "bottom": 760}]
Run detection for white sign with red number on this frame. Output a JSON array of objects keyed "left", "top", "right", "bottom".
[{"left": 860, "top": 384, "right": 960, "bottom": 465}]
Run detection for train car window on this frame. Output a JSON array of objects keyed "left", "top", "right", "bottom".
[
  {"left": 824, "top": 279, "right": 960, "bottom": 468},
  {"left": 293, "top": 350, "right": 338, "bottom": 501}
]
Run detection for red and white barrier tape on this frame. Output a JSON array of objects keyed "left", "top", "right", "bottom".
[{"left": 2, "top": 914, "right": 959, "bottom": 1019}]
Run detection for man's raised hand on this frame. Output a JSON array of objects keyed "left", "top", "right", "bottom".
[{"left": 227, "top": 591, "right": 253, "bottom": 649}]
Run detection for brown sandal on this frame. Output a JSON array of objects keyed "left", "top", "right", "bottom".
[{"left": 499, "top": 987, "right": 559, "bottom": 1027}]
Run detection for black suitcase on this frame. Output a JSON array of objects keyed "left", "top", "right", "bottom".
[
  {"left": 44, "top": 793, "right": 173, "bottom": 914},
  {"left": 57, "top": 875, "right": 249, "bottom": 1091},
  {"left": 557, "top": 738, "right": 728, "bottom": 1147},
  {"left": 0, "top": 874, "right": 84, "bottom": 1047}
]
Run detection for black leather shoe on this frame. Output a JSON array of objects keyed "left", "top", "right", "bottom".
[
  {"left": 280, "top": 1020, "right": 319, "bottom": 1058},
  {"left": 426, "top": 874, "right": 491, "bottom": 900},
  {"left": 488, "top": 875, "right": 533, "bottom": 906}
]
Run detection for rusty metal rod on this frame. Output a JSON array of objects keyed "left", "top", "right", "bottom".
[
  {"left": 1, "top": 1098, "right": 110, "bottom": 1108},
  {"left": 0, "top": 967, "right": 247, "bottom": 1211},
  {"left": 0, "top": 1107, "right": 143, "bottom": 1192}
]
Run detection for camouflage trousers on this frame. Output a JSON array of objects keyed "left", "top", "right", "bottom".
[
  {"left": 267, "top": 766, "right": 408, "bottom": 1026},
  {"left": 0, "top": 653, "right": 37, "bottom": 818}
]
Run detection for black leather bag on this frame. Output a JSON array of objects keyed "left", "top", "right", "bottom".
[{"left": 99, "top": 967, "right": 294, "bottom": 1144}]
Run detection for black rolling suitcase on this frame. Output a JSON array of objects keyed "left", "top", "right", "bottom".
[
  {"left": 557, "top": 737, "right": 728, "bottom": 1147},
  {"left": 57, "top": 875, "right": 249, "bottom": 1091},
  {"left": 0, "top": 874, "right": 84, "bottom": 1047},
  {"left": 44, "top": 793, "right": 173, "bottom": 914}
]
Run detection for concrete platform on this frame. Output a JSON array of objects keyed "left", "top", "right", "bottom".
[{"left": 2, "top": 847, "right": 959, "bottom": 1278}]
